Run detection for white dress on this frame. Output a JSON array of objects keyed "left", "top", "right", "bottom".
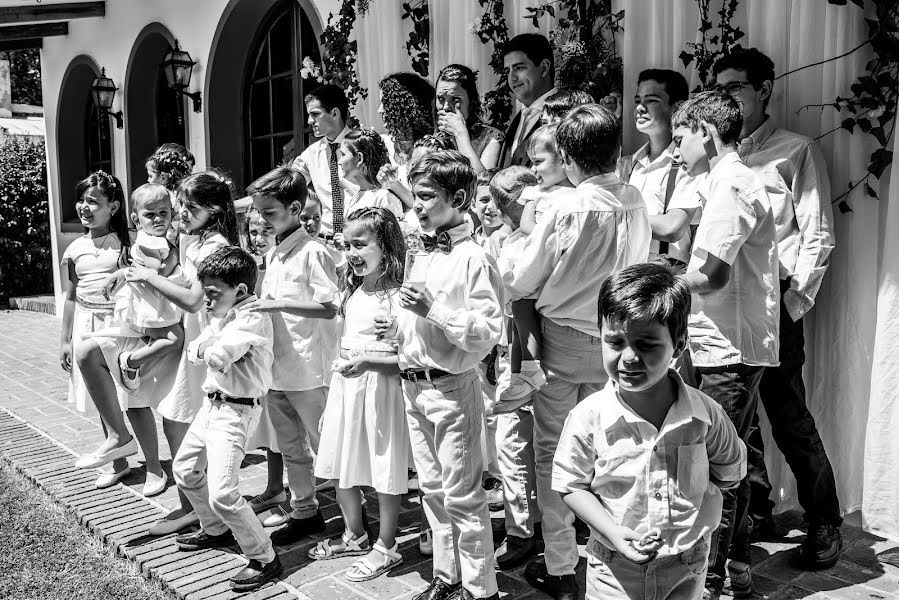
[
  {"left": 62, "top": 235, "right": 129, "bottom": 415},
  {"left": 113, "top": 231, "right": 183, "bottom": 331},
  {"left": 314, "top": 288, "right": 410, "bottom": 494},
  {"left": 345, "top": 188, "right": 404, "bottom": 221}
]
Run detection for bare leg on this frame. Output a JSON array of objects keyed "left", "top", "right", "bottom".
[
  {"left": 163, "top": 417, "right": 194, "bottom": 514},
  {"left": 511, "top": 299, "right": 542, "bottom": 364},
  {"left": 126, "top": 407, "right": 163, "bottom": 477},
  {"left": 101, "top": 420, "right": 129, "bottom": 474},
  {"left": 126, "top": 324, "right": 184, "bottom": 369},
  {"left": 266, "top": 451, "right": 285, "bottom": 495},
  {"left": 334, "top": 485, "right": 367, "bottom": 550},
  {"left": 75, "top": 338, "right": 132, "bottom": 454},
  {"left": 376, "top": 493, "right": 402, "bottom": 549}
]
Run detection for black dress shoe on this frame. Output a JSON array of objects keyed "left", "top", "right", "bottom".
[
  {"left": 495, "top": 534, "right": 537, "bottom": 570},
  {"left": 176, "top": 529, "right": 236, "bottom": 551},
  {"left": 799, "top": 523, "right": 842, "bottom": 569},
  {"left": 269, "top": 511, "right": 326, "bottom": 545},
  {"left": 448, "top": 588, "right": 499, "bottom": 600},
  {"left": 230, "top": 555, "right": 283, "bottom": 591},
  {"left": 413, "top": 577, "right": 461, "bottom": 600},
  {"left": 524, "top": 559, "right": 577, "bottom": 600}
]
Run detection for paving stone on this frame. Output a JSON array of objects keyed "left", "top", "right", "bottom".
[
  {"left": 165, "top": 552, "right": 241, "bottom": 584},
  {"left": 299, "top": 578, "right": 373, "bottom": 600},
  {"left": 170, "top": 558, "right": 247, "bottom": 598},
  {"left": 152, "top": 549, "right": 220, "bottom": 577}
]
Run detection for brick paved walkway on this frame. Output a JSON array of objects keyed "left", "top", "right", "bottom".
[{"left": 1, "top": 308, "right": 898, "bottom": 600}]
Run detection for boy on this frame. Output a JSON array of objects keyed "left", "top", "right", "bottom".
[
  {"left": 173, "top": 246, "right": 282, "bottom": 592},
  {"left": 383, "top": 150, "right": 504, "bottom": 600},
  {"left": 553, "top": 263, "right": 746, "bottom": 600},
  {"left": 713, "top": 48, "right": 841, "bottom": 567},
  {"left": 617, "top": 69, "right": 703, "bottom": 270},
  {"left": 672, "top": 91, "right": 780, "bottom": 599},
  {"left": 245, "top": 166, "right": 340, "bottom": 545},
  {"left": 540, "top": 89, "right": 595, "bottom": 126}
]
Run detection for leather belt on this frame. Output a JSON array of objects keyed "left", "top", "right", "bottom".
[
  {"left": 208, "top": 391, "right": 257, "bottom": 406},
  {"left": 400, "top": 368, "right": 452, "bottom": 383}
]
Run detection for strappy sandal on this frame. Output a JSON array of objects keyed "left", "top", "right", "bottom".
[
  {"left": 307, "top": 532, "right": 370, "bottom": 561},
  {"left": 345, "top": 542, "right": 404, "bottom": 582}
]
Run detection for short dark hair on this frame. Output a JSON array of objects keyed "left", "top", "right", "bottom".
[
  {"left": 476, "top": 168, "right": 499, "bottom": 188},
  {"left": 304, "top": 84, "right": 350, "bottom": 122},
  {"left": 407, "top": 150, "right": 476, "bottom": 211},
  {"left": 598, "top": 262, "right": 691, "bottom": 344},
  {"left": 197, "top": 246, "right": 258, "bottom": 292},
  {"left": 246, "top": 166, "right": 307, "bottom": 209},
  {"left": 543, "top": 90, "right": 595, "bottom": 120},
  {"left": 555, "top": 104, "right": 620, "bottom": 174},
  {"left": 489, "top": 166, "right": 538, "bottom": 223},
  {"left": 637, "top": 69, "right": 689, "bottom": 105},
  {"left": 671, "top": 91, "right": 743, "bottom": 146},
  {"left": 502, "top": 33, "right": 554, "bottom": 77},
  {"left": 712, "top": 47, "right": 776, "bottom": 91}
]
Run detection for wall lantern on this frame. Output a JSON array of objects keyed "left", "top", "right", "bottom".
[
  {"left": 90, "top": 68, "right": 124, "bottom": 129},
  {"left": 161, "top": 40, "right": 202, "bottom": 113}
]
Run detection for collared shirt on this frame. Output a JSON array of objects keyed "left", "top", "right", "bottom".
[
  {"left": 345, "top": 188, "right": 404, "bottom": 220},
  {"left": 617, "top": 142, "right": 704, "bottom": 264},
  {"left": 292, "top": 126, "right": 360, "bottom": 235},
  {"left": 397, "top": 222, "right": 504, "bottom": 374},
  {"left": 738, "top": 118, "right": 835, "bottom": 321},
  {"left": 187, "top": 295, "right": 274, "bottom": 400},
  {"left": 260, "top": 227, "right": 339, "bottom": 391},
  {"left": 688, "top": 152, "right": 780, "bottom": 368},
  {"left": 502, "top": 173, "right": 651, "bottom": 337},
  {"left": 552, "top": 372, "right": 746, "bottom": 557},
  {"left": 510, "top": 86, "right": 558, "bottom": 155}
]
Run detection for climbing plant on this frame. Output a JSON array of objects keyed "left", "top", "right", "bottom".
[
  {"left": 679, "top": 0, "right": 744, "bottom": 90},
  {"left": 472, "top": 0, "right": 512, "bottom": 129},
  {"left": 303, "top": 0, "right": 369, "bottom": 110},
  {"left": 401, "top": 1, "right": 430, "bottom": 77}
]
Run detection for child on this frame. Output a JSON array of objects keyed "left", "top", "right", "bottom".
[
  {"left": 310, "top": 207, "right": 409, "bottom": 582},
  {"left": 91, "top": 184, "right": 184, "bottom": 391},
  {"left": 299, "top": 190, "right": 323, "bottom": 238},
  {"left": 672, "top": 91, "right": 779, "bottom": 599},
  {"left": 541, "top": 89, "right": 595, "bottom": 126},
  {"left": 503, "top": 104, "right": 650, "bottom": 599},
  {"left": 245, "top": 166, "right": 339, "bottom": 545},
  {"left": 173, "top": 246, "right": 283, "bottom": 592},
  {"left": 146, "top": 146, "right": 193, "bottom": 245},
  {"left": 377, "top": 150, "right": 504, "bottom": 600},
  {"left": 471, "top": 168, "right": 505, "bottom": 249},
  {"left": 552, "top": 263, "right": 746, "bottom": 600},
  {"left": 240, "top": 208, "right": 287, "bottom": 519},
  {"left": 338, "top": 129, "right": 404, "bottom": 219}
]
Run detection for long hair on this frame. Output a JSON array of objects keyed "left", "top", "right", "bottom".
[
  {"left": 146, "top": 147, "right": 192, "bottom": 191},
  {"left": 177, "top": 170, "right": 240, "bottom": 246},
  {"left": 343, "top": 129, "right": 390, "bottom": 188},
  {"left": 339, "top": 207, "right": 406, "bottom": 317},
  {"left": 75, "top": 170, "right": 131, "bottom": 266},
  {"left": 378, "top": 72, "right": 435, "bottom": 144}
]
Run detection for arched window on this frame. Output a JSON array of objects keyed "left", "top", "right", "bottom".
[{"left": 245, "top": 1, "right": 321, "bottom": 183}]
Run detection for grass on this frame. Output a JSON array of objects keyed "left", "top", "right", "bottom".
[{"left": 0, "top": 460, "right": 174, "bottom": 600}]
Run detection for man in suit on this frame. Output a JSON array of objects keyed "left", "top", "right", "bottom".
[{"left": 499, "top": 34, "right": 557, "bottom": 169}]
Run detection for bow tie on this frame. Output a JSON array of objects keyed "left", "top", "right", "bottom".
[{"left": 420, "top": 232, "right": 453, "bottom": 253}]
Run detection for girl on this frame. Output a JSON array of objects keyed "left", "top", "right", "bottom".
[
  {"left": 146, "top": 146, "right": 192, "bottom": 245},
  {"left": 309, "top": 207, "right": 409, "bottom": 582},
  {"left": 377, "top": 72, "right": 435, "bottom": 164},
  {"left": 435, "top": 64, "right": 503, "bottom": 173},
  {"left": 241, "top": 208, "right": 288, "bottom": 522},
  {"left": 338, "top": 129, "right": 404, "bottom": 220}
]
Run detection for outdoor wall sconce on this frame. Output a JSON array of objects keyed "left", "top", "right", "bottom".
[
  {"left": 90, "top": 68, "right": 124, "bottom": 129},
  {"left": 161, "top": 41, "right": 202, "bottom": 113}
]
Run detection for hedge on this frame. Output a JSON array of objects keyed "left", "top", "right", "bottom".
[{"left": 0, "top": 138, "right": 52, "bottom": 303}]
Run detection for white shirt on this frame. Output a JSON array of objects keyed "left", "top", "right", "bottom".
[
  {"left": 397, "top": 223, "right": 504, "bottom": 374},
  {"left": 687, "top": 152, "right": 780, "bottom": 368},
  {"left": 519, "top": 184, "right": 575, "bottom": 225},
  {"left": 260, "top": 227, "right": 339, "bottom": 390},
  {"left": 738, "top": 118, "right": 835, "bottom": 321},
  {"left": 502, "top": 173, "right": 651, "bottom": 337},
  {"left": 292, "top": 126, "right": 360, "bottom": 235},
  {"left": 346, "top": 188, "right": 404, "bottom": 220},
  {"left": 511, "top": 86, "right": 558, "bottom": 155},
  {"left": 552, "top": 373, "right": 746, "bottom": 557},
  {"left": 617, "top": 142, "right": 704, "bottom": 264},
  {"left": 187, "top": 295, "right": 274, "bottom": 399}
]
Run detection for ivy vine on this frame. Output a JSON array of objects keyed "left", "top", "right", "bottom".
[
  {"left": 679, "top": 0, "right": 744, "bottom": 91},
  {"left": 401, "top": 1, "right": 430, "bottom": 77},
  {"left": 472, "top": 0, "right": 512, "bottom": 129},
  {"left": 303, "top": 0, "right": 369, "bottom": 112}
]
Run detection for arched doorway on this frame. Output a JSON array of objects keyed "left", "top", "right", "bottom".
[
  {"left": 206, "top": 0, "right": 323, "bottom": 191},
  {"left": 125, "top": 23, "right": 186, "bottom": 195},
  {"left": 56, "top": 55, "right": 113, "bottom": 231}
]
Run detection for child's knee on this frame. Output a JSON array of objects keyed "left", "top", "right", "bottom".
[{"left": 74, "top": 338, "right": 101, "bottom": 367}]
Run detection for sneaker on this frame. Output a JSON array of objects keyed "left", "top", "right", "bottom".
[
  {"left": 524, "top": 559, "right": 577, "bottom": 600},
  {"left": 249, "top": 490, "right": 287, "bottom": 513},
  {"left": 269, "top": 511, "right": 326, "bottom": 546},
  {"left": 230, "top": 555, "right": 283, "bottom": 592},
  {"left": 419, "top": 526, "right": 433, "bottom": 556},
  {"left": 118, "top": 351, "right": 140, "bottom": 391},
  {"left": 412, "top": 577, "right": 460, "bottom": 600},
  {"left": 727, "top": 560, "right": 753, "bottom": 599},
  {"left": 498, "top": 366, "right": 547, "bottom": 402},
  {"left": 176, "top": 529, "right": 236, "bottom": 551},
  {"left": 484, "top": 477, "right": 503, "bottom": 511},
  {"left": 494, "top": 535, "right": 537, "bottom": 570},
  {"left": 799, "top": 523, "right": 842, "bottom": 569}
]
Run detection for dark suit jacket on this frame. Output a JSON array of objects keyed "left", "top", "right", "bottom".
[{"left": 499, "top": 111, "right": 542, "bottom": 168}]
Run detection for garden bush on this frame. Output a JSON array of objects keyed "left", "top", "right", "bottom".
[{"left": 0, "top": 137, "right": 51, "bottom": 303}]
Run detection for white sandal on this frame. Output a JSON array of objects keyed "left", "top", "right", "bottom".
[
  {"left": 307, "top": 531, "right": 370, "bottom": 560},
  {"left": 346, "top": 542, "right": 403, "bottom": 582}
]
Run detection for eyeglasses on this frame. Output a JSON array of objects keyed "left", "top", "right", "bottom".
[{"left": 713, "top": 81, "right": 753, "bottom": 96}]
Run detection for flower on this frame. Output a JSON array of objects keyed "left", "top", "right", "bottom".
[{"left": 300, "top": 56, "right": 323, "bottom": 82}]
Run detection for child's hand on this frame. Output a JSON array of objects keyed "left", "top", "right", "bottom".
[
  {"left": 377, "top": 164, "right": 399, "bottom": 187},
  {"left": 333, "top": 232, "right": 345, "bottom": 248},
  {"left": 373, "top": 315, "right": 398, "bottom": 340},
  {"left": 60, "top": 341, "right": 72, "bottom": 373},
  {"left": 102, "top": 271, "right": 126, "bottom": 299},
  {"left": 633, "top": 528, "right": 665, "bottom": 555},
  {"left": 399, "top": 283, "right": 434, "bottom": 317},
  {"left": 124, "top": 265, "right": 156, "bottom": 283},
  {"left": 607, "top": 524, "right": 657, "bottom": 564},
  {"left": 243, "top": 299, "right": 281, "bottom": 313},
  {"left": 334, "top": 356, "right": 367, "bottom": 378}
]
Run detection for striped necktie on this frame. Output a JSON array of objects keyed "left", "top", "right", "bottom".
[{"left": 328, "top": 142, "right": 344, "bottom": 233}]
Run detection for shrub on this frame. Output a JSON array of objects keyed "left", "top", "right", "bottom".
[{"left": 0, "top": 138, "right": 51, "bottom": 303}]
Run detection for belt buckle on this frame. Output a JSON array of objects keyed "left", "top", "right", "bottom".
[{"left": 405, "top": 369, "right": 418, "bottom": 383}]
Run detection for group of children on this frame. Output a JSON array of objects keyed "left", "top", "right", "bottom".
[{"left": 58, "top": 44, "right": 835, "bottom": 600}]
